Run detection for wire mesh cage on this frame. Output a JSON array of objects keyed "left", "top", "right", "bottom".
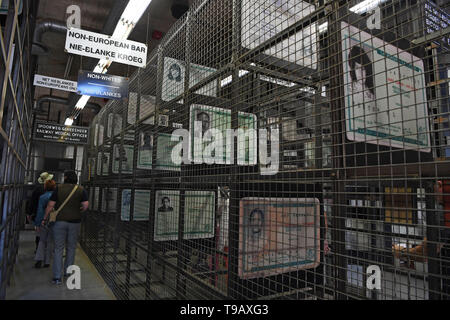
[
  {"left": 0, "top": 0, "right": 36, "bottom": 299},
  {"left": 80, "top": 0, "right": 450, "bottom": 300}
]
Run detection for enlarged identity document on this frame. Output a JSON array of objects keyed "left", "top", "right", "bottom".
[
  {"left": 239, "top": 197, "right": 320, "bottom": 279},
  {"left": 107, "top": 113, "right": 122, "bottom": 138},
  {"left": 97, "top": 124, "right": 104, "bottom": 146},
  {"left": 137, "top": 131, "right": 153, "bottom": 170},
  {"left": 112, "top": 144, "right": 134, "bottom": 174},
  {"left": 155, "top": 133, "right": 181, "bottom": 171},
  {"left": 127, "top": 92, "right": 156, "bottom": 125},
  {"left": 189, "top": 104, "right": 257, "bottom": 165},
  {"left": 93, "top": 187, "right": 100, "bottom": 211},
  {"left": 102, "top": 188, "right": 117, "bottom": 213},
  {"left": 162, "top": 57, "right": 217, "bottom": 102},
  {"left": 184, "top": 191, "right": 215, "bottom": 240},
  {"left": 97, "top": 151, "right": 109, "bottom": 176},
  {"left": 341, "top": 22, "right": 430, "bottom": 151},
  {"left": 88, "top": 187, "right": 93, "bottom": 210},
  {"left": 154, "top": 190, "right": 180, "bottom": 241},
  {"left": 121, "top": 189, "right": 151, "bottom": 221}
]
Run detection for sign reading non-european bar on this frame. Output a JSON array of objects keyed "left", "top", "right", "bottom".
[
  {"left": 33, "top": 74, "right": 78, "bottom": 93},
  {"left": 77, "top": 71, "right": 129, "bottom": 100},
  {"left": 34, "top": 121, "right": 89, "bottom": 145},
  {"left": 65, "top": 28, "right": 147, "bottom": 68}
]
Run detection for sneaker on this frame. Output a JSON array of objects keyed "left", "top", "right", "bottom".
[
  {"left": 34, "top": 261, "right": 42, "bottom": 269},
  {"left": 52, "top": 278, "right": 62, "bottom": 285}
]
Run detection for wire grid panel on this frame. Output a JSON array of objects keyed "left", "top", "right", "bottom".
[
  {"left": 81, "top": 0, "right": 450, "bottom": 300},
  {"left": 0, "top": 0, "right": 35, "bottom": 299}
]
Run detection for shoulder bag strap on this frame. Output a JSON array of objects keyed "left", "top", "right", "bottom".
[{"left": 54, "top": 185, "right": 79, "bottom": 216}]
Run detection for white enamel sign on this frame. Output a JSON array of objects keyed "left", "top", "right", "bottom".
[
  {"left": 33, "top": 74, "right": 78, "bottom": 93},
  {"left": 65, "top": 28, "right": 147, "bottom": 68}
]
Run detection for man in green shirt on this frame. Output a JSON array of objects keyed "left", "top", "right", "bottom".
[{"left": 44, "top": 170, "right": 88, "bottom": 284}]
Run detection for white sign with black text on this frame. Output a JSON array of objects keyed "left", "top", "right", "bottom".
[
  {"left": 65, "top": 28, "right": 147, "bottom": 68},
  {"left": 33, "top": 74, "right": 78, "bottom": 93}
]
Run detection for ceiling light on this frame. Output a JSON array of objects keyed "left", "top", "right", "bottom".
[
  {"left": 75, "top": 95, "right": 91, "bottom": 109},
  {"left": 112, "top": 20, "right": 133, "bottom": 40},
  {"left": 239, "top": 70, "right": 249, "bottom": 77},
  {"left": 73, "top": 0, "right": 153, "bottom": 114},
  {"left": 65, "top": 118, "right": 74, "bottom": 126},
  {"left": 121, "top": 0, "right": 153, "bottom": 25},
  {"left": 93, "top": 59, "right": 111, "bottom": 74},
  {"left": 318, "top": 22, "right": 328, "bottom": 34},
  {"left": 349, "top": 0, "right": 387, "bottom": 14},
  {"left": 220, "top": 70, "right": 250, "bottom": 87}
]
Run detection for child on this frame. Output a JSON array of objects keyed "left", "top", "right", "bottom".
[{"left": 34, "top": 179, "right": 56, "bottom": 268}]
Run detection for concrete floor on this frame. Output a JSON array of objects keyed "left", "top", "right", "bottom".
[{"left": 6, "top": 229, "right": 116, "bottom": 300}]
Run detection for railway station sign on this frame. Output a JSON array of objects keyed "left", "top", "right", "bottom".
[{"left": 34, "top": 121, "right": 89, "bottom": 145}]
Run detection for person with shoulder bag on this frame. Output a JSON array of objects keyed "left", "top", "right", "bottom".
[{"left": 43, "top": 170, "right": 89, "bottom": 285}]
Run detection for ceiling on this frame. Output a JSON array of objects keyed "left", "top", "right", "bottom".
[{"left": 33, "top": 0, "right": 191, "bottom": 125}]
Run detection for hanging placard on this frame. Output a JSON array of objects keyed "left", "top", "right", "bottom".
[
  {"left": 77, "top": 71, "right": 129, "bottom": 100},
  {"left": 33, "top": 74, "right": 78, "bottom": 93},
  {"left": 65, "top": 28, "right": 147, "bottom": 68},
  {"left": 34, "top": 121, "right": 89, "bottom": 145}
]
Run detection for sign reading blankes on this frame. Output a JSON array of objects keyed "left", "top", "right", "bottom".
[{"left": 77, "top": 71, "right": 129, "bottom": 100}]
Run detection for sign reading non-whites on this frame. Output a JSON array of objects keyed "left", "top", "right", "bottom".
[
  {"left": 34, "top": 121, "right": 89, "bottom": 145},
  {"left": 65, "top": 28, "right": 147, "bottom": 68},
  {"left": 33, "top": 74, "right": 78, "bottom": 93},
  {"left": 77, "top": 71, "right": 129, "bottom": 100}
]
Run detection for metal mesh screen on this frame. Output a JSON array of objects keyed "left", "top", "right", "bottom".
[
  {"left": 80, "top": 0, "right": 450, "bottom": 300},
  {"left": 0, "top": 0, "right": 36, "bottom": 299}
]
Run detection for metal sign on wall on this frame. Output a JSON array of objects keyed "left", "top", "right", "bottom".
[
  {"left": 33, "top": 74, "right": 78, "bottom": 93},
  {"left": 34, "top": 121, "right": 89, "bottom": 145},
  {"left": 77, "top": 71, "right": 129, "bottom": 100},
  {"left": 65, "top": 28, "right": 147, "bottom": 68}
]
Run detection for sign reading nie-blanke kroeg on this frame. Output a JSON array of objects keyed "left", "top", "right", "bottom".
[
  {"left": 65, "top": 28, "right": 147, "bottom": 68},
  {"left": 77, "top": 71, "right": 129, "bottom": 100},
  {"left": 34, "top": 121, "right": 89, "bottom": 145},
  {"left": 33, "top": 74, "right": 78, "bottom": 93}
]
